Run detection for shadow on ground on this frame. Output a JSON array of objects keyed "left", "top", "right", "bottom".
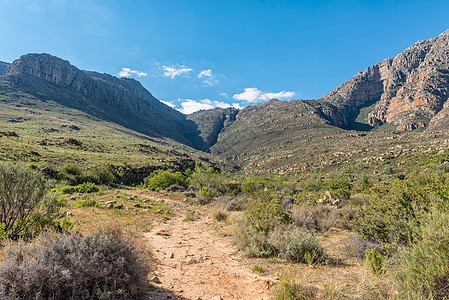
[{"left": 142, "top": 284, "right": 188, "bottom": 300}]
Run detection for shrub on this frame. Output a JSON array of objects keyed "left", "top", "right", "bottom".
[
  {"left": 327, "top": 176, "right": 352, "bottom": 201},
  {"left": 395, "top": 210, "right": 449, "bottom": 299},
  {"left": 58, "top": 182, "right": 100, "bottom": 194},
  {"left": 291, "top": 205, "right": 317, "bottom": 231},
  {"left": 0, "top": 227, "right": 150, "bottom": 299},
  {"left": 366, "top": 248, "right": 383, "bottom": 275},
  {"left": 189, "top": 165, "right": 227, "bottom": 193},
  {"left": 228, "top": 198, "right": 244, "bottom": 211},
  {"left": 343, "top": 234, "right": 383, "bottom": 259},
  {"left": 87, "top": 165, "right": 115, "bottom": 185},
  {"left": 199, "top": 187, "right": 216, "bottom": 203},
  {"left": 75, "top": 196, "right": 97, "bottom": 208},
  {"left": 0, "top": 163, "right": 60, "bottom": 239},
  {"left": 274, "top": 273, "right": 317, "bottom": 300},
  {"left": 268, "top": 225, "right": 326, "bottom": 263},
  {"left": 143, "top": 170, "right": 187, "bottom": 191},
  {"left": 209, "top": 205, "right": 229, "bottom": 222},
  {"left": 62, "top": 163, "right": 82, "bottom": 176}
]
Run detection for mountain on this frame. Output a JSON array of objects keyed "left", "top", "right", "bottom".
[
  {"left": 2, "top": 53, "right": 207, "bottom": 150},
  {"left": 321, "top": 29, "right": 449, "bottom": 131},
  {"left": 186, "top": 107, "right": 239, "bottom": 151},
  {"left": 206, "top": 29, "right": 449, "bottom": 172},
  {"left": 0, "top": 61, "right": 9, "bottom": 75}
]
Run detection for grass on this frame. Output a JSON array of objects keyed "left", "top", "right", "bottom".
[
  {"left": 0, "top": 91, "right": 218, "bottom": 172},
  {"left": 60, "top": 189, "right": 173, "bottom": 233}
]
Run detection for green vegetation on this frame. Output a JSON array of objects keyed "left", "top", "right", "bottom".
[
  {"left": 75, "top": 196, "right": 98, "bottom": 208},
  {"left": 0, "top": 163, "right": 62, "bottom": 239},
  {"left": 143, "top": 169, "right": 187, "bottom": 191},
  {"left": 57, "top": 182, "right": 100, "bottom": 194}
]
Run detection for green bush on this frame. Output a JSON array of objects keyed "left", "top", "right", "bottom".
[
  {"left": 143, "top": 170, "right": 187, "bottom": 191},
  {"left": 0, "top": 228, "right": 149, "bottom": 299},
  {"left": 366, "top": 248, "right": 383, "bottom": 275},
  {"left": 87, "top": 165, "right": 115, "bottom": 185},
  {"left": 75, "top": 196, "right": 97, "bottom": 208},
  {"left": 396, "top": 210, "right": 449, "bottom": 299},
  {"left": 62, "top": 163, "right": 82, "bottom": 176},
  {"left": 327, "top": 176, "right": 352, "bottom": 200},
  {"left": 189, "top": 165, "right": 228, "bottom": 194},
  {"left": 58, "top": 182, "right": 100, "bottom": 194},
  {"left": 199, "top": 187, "right": 216, "bottom": 203},
  {"left": 0, "top": 163, "right": 61, "bottom": 239}
]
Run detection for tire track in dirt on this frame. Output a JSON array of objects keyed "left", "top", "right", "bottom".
[{"left": 129, "top": 190, "right": 274, "bottom": 300}]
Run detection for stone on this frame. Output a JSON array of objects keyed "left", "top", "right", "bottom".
[
  {"left": 134, "top": 203, "right": 141, "bottom": 208},
  {"left": 150, "top": 276, "right": 161, "bottom": 284},
  {"left": 170, "top": 253, "right": 174, "bottom": 258},
  {"left": 105, "top": 201, "right": 117, "bottom": 205}
]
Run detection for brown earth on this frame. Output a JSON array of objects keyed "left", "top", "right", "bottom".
[{"left": 129, "top": 190, "right": 275, "bottom": 300}]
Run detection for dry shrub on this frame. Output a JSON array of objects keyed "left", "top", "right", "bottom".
[
  {"left": 274, "top": 272, "right": 317, "bottom": 300},
  {"left": 268, "top": 224, "right": 326, "bottom": 263},
  {"left": 291, "top": 205, "right": 316, "bottom": 230},
  {"left": 291, "top": 205, "right": 360, "bottom": 232},
  {"left": 343, "top": 234, "right": 383, "bottom": 259},
  {"left": 209, "top": 204, "right": 229, "bottom": 222},
  {"left": 0, "top": 226, "right": 150, "bottom": 299}
]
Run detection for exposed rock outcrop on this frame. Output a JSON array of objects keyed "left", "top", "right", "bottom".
[
  {"left": 4, "top": 54, "right": 207, "bottom": 149},
  {"left": 322, "top": 29, "right": 449, "bottom": 131}
]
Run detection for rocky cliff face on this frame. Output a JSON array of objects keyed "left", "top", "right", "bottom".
[
  {"left": 4, "top": 54, "right": 206, "bottom": 149},
  {"left": 0, "top": 61, "right": 9, "bottom": 75},
  {"left": 322, "top": 29, "right": 449, "bottom": 131},
  {"left": 187, "top": 107, "right": 239, "bottom": 151}
]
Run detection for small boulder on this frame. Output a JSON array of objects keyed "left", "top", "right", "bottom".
[{"left": 150, "top": 276, "right": 161, "bottom": 284}]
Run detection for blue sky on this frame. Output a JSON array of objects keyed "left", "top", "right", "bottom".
[{"left": 0, "top": 0, "right": 448, "bottom": 114}]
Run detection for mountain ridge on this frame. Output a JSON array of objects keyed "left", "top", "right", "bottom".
[{"left": 2, "top": 53, "right": 207, "bottom": 150}]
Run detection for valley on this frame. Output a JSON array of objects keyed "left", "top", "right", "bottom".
[{"left": 1, "top": 29, "right": 449, "bottom": 299}]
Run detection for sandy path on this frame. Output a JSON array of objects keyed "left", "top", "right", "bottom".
[{"left": 129, "top": 190, "right": 274, "bottom": 300}]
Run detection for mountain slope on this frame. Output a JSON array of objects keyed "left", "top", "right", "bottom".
[
  {"left": 0, "top": 61, "right": 9, "bottom": 75},
  {"left": 210, "top": 29, "right": 449, "bottom": 172},
  {"left": 3, "top": 54, "right": 207, "bottom": 150},
  {"left": 186, "top": 107, "right": 239, "bottom": 151},
  {"left": 321, "top": 29, "right": 449, "bottom": 131}
]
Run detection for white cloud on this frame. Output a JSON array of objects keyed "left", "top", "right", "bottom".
[
  {"left": 198, "top": 69, "right": 212, "bottom": 78},
  {"left": 178, "top": 99, "right": 241, "bottom": 114},
  {"left": 160, "top": 100, "right": 176, "bottom": 108},
  {"left": 118, "top": 67, "right": 147, "bottom": 77},
  {"left": 162, "top": 65, "right": 192, "bottom": 79},
  {"left": 197, "top": 69, "right": 219, "bottom": 86},
  {"left": 220, "top": 92, "right": 228, "bottom": 97},
  {"left": 233, "top": 87, "right": 295, "bottom": 103},
  {"left": 202, "top": 78, "right": 219, "bottom": 86}
]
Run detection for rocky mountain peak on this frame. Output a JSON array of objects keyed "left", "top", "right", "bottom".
[{"left": 321, "top": 29, "right": 449, "bottom": 131}]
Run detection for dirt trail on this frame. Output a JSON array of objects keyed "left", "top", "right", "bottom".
[{"left": 129, "top": 190, "right": 274, "bottom": 300}]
